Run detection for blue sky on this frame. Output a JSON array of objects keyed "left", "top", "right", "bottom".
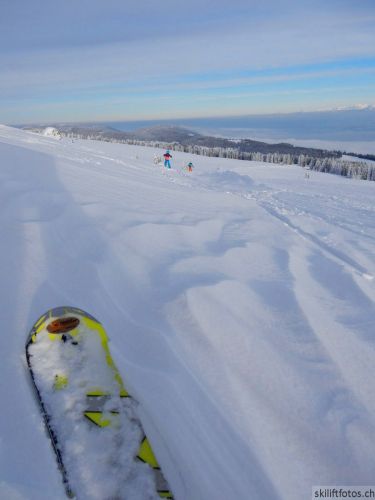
[{"left": 1, "top": 0, "right": 375, "bottom": 124}]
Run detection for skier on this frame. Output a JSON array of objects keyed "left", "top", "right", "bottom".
[
  {"left": 163, "top": 150, "right": 172, "bottom": 169},
  {"left": 187, "top": 162, "right": 194, "bottom": 172}
]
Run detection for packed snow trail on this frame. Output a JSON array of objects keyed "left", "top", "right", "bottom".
[{"left": 0, "top": 125, "right": 374, "bottom": 500}]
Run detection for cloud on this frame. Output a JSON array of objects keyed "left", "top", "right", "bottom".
[
  {"left": 1, "top": 0, "right": 375, "bottom": 121},
  {"left": 2, "top": 9, "right": 375, "bottom": 94}
]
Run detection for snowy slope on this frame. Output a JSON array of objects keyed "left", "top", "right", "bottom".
[{"left": 0, "top": 124, "right": 375, "bottom": 500}]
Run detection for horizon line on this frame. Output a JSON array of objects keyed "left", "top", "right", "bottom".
[{"left": 8, "top": 103, "right": 375, "bottom": 127}]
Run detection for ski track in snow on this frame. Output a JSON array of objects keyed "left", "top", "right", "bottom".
[{"left": 0, "top": 125, "right": 375, "bottom": 500}]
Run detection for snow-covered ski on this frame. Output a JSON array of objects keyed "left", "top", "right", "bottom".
[{"left": 26, "top": 306, "right": 173, "bottom": 499}]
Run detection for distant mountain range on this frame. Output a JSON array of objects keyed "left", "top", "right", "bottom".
[
  {"left": 324, "top": 104, "right": 375, "bottom": 112},
  {"left": 21, "top": 123, "right": 343, "bottom": 159}
]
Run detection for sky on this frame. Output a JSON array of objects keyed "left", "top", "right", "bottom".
[{"left": 1, "top": 0, "right": 375, "bottom": 124}]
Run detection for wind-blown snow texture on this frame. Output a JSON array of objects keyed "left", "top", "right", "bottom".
[{"left": 0, "top": 125, "right": 374, "bottom": 500}]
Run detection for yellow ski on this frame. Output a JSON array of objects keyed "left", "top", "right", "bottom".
[{"left": 26, "top": 306, "right": 173, "bottom": 499}]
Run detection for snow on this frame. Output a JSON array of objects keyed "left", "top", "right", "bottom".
[
  {"left": 0, "top": 124, "right": 374, "bottom": 500},
  {"left": 342, "top": 154, "right": 375, "bottom": 166},
  {"left": 42, "top": 127, "right": 61, "bottom": 139}
]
